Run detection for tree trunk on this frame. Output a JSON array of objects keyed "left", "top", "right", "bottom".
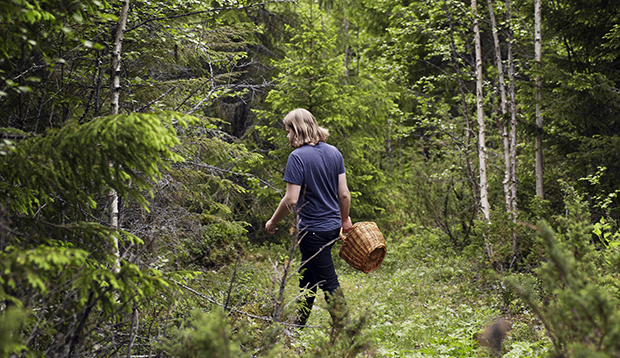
[
  {"left": 535, "top": 0, "right": 544, "bottom": 198},
  {"left": 506, "top": 0, "right": 519, "bottom": 255},
  {"left": 111, "top": 1, "right": 130, "bottom": 116},
  {"left": 487, "top": 0, "right": 513, "bottom": 216},
  {"left": 506, "top": 0, "right": 518, "bottom": 212},
  {"left": 473, "top": 0, "right": 490, "bottom": 222},
  {"left": 110, "top": 0, "right": 131, "bottom": 271}
]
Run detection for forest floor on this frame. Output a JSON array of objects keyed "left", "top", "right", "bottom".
[
  {"left": 287, "top": 236, "right": 549, "bottom": 357},
  {"left": 197, "top": 229, "right": 551, "bottom": 357}
]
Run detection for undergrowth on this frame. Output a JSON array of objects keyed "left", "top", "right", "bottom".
[{"left": 162, "top": 225, "right": 551, "bottom": 357}]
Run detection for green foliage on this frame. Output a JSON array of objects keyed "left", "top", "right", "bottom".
[
  {"left": 0, "top": 111, "right": 200, "bottom": 356},
  {"left": 593, "top": 217, "right": 620, "bottom": 251},
  {"left": 0, "top": 0, "right": 266, "bottom": 134},
  {"left": 1, "top": 112, "right": 189, "bottom": 215},
  {"left": 163, "top": 118, "right": 268, "bottom": 262},
  {"left": 399, "top": 155, "right": 478, "bottom": 250},
  {"left": 168, "top": 227, "right": 540, "bottom": 358},
  {"left": 0, "top": 307, "right": 27, "bottom": 357},
  {"left": 536, "top": 0, "right": 620, "bottom": 221},
  {"left": 253, "top": 0, "right": 399, "bottom": 230},
  {"left": 0, "top": 0, "right": 113, "bottom": 112},
  {"left": 298, "top": 293, "right": 373, "bottom": 358},
  {"left": 467, "top": 212, "right": 517, "bottom": 272},
  {"left": 2, "top": 0, "right": 620, "bottom": 356},
  {"left": 0, "top": 245, "right": 88, "bottom": 304},
  {"left": 332, "top": 229, "right": 507, "bottom": 357},
  {"left": 507, "top": 182, "right": 620, "bottom": 357},
  {"left": 0, "top": 0, "right": 108, "bottom": 56},
  {"left": 162, "top": 310, "right": 261, "bottom": 358},
  {"left": 190, "top": 219, "right": 248, "bottom": 267}
]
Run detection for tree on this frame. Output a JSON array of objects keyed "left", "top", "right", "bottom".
[
  {"left": 537, "top": 0, "right": 620, "bottom": 220},
  {"left": 0, "top": 111, "right": 197, "bottom": 356},
  {"left": 0, "top": 0, "right": 113, "bottom": 130},
  {"left": 509, "top": 183, "right": 620, "bottom": 357},
  {"left": 534, "top": 0, "right": 544, "bottom": 199},
  {"left": 473, "top": 0, "right": 490, "bottom": 222},
  {"left": 486, "top": 0, "right": 513, "bottom": 217},
  {"left": 0, "top": 0, "right": 278, "bottom": 354},
  {"left": 505, "top": 0, "right": 518, "bottom": 223},
  {"left": 254, "top": 0, "right": 396, "bottom": 224},
  {"left": 109, "top": 0, "right": 131, "bottom": 271},
  {"left": 357, "top": 0, "right": 488, "bottom": 248}
]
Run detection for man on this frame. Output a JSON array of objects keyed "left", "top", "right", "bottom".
[{"left": 265, "top": 108, "right": 352, "bottom": 326}]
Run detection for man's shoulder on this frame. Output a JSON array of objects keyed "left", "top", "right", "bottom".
[
  {"left": 321, "top": 142, "right": 343, "bottom": 158},
  {"left": 316, "top": 141, "right": 341, "bottom": 153}
]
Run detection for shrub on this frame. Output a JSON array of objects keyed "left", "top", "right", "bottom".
[{"left": 507, "top": 182, "right": 620, "bottom": 357}]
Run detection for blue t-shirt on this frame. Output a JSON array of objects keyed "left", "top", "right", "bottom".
[{"left": 283, "top": 142, "right": 345, "bottom": 231}]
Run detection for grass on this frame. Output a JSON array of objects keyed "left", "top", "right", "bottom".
[
  {"left": 185, "top": 228, "right": 551, "bottom": 357},
  {"left": 295, "top": 236, "right": 499, "bottom": 357}
]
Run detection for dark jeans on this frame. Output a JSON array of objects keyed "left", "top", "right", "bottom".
[{"left": 296, "top": 227, "right": 343, "bottom": 325}]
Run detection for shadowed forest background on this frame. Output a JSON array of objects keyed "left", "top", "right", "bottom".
[{"left": 2, "top": 0, "right": 620, "bottom": 356}]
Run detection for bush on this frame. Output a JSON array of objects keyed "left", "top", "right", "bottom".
[
  {"left": 162, "top": 310, "right": 272, "bottom": 358},
  {"left": 507, "top": 182, "right": 620, "bottom": 357}
]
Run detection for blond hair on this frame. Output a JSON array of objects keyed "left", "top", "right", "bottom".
[{"left": 283, "top": 108, "right": 329, "bottom": 148}]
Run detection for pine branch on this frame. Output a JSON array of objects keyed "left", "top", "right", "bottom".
[
  {"left": 0, "top": 132, "right": 31, "bottom": 139},
  {"left": 186, "top": 161, "right": 282, "bottom": 194},
  {"left": 137, "top": 85, "right": 178, "bottom": 113}
]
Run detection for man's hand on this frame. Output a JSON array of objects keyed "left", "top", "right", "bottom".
[
  {"left": 265, "top": 183, "right": 300, "bottom": 235},
  {"left": 341, "top": 216, "right": 353, "bottom": 234},
  {"left": 265, "top": 219, "right": 278, "bottom": 234}
]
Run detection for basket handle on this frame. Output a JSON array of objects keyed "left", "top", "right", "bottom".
[
  {"left": 339, "top": 228, "right": 347, "bottom": 243},
  {"left": 340, "top": 221, "right": 357, "bottom": 242}
]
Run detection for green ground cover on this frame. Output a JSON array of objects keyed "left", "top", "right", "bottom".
[{"left": 189, "top": 227, "right": 551, "bottom": 357}]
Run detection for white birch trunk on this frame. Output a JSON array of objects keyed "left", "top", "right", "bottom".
[
  {"left": 111, "top": 1, "right": 130, "bottom": 116},
  {"left": 109, "top": 0, "right": 131, "bottom": 272},
  {"left": 535, "top": 0, "right": 544, "bottom": 198},
  {"left": 487, "top": 0, "right": 512, "bottom": 216},
  {"left": 473, "top": 0, "right": 490, "bottom": 222},
  {"left": 506, "top": 0, "right": 518, "bottom": 222}
]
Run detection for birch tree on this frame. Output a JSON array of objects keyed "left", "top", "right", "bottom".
[
  {"left": 486, "top": 0, "right": 513, "bottom": 217},
  {"left": 473, "top": 0, "right": 490, "bottom": 222},
  {"left": 109, "top": 0, "right": 131, "bottom": 271},
  {"left": 535, "top": 0, "right": 544, "bottom": 198},
  {"left": 506, "top": 0, "right": 518, "bottom": 222}
]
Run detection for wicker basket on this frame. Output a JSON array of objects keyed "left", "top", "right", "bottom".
[{"left": 339, "top": 222, "right": 386, "bottom": 273}]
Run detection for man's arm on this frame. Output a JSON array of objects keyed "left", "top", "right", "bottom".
[
  {"left": 338, "top": 173, "right": 353, "bottom": 233},
  {"left": 265, "top": 183, "right": 301, "bottom": 234}
]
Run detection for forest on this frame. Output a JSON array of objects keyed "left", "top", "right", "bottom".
[{"left": 1, "top": 0, "right": 620, "bottom": 356}]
